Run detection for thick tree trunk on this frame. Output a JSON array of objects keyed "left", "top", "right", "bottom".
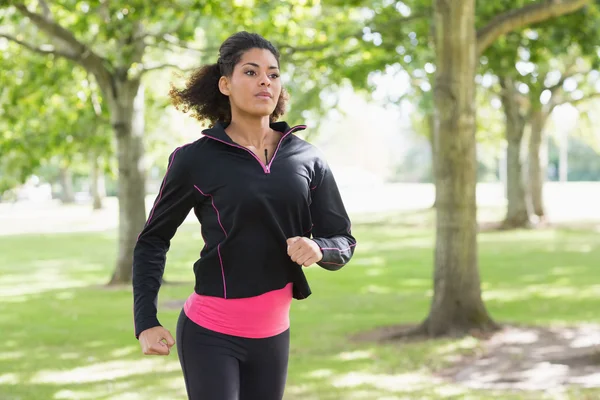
[
  {"left": 528, "top": 109, "right": 548, "bottom": 219},
  {"left": 427, "top": 114, "right": 438, "bottom": 208},
  {"left": 59, "top": 166, "right": 75, "bottom": 204},
  {"left": 106, "top": 78, "right": 147, "bottom": 285},
  {"left": 422, "top": 0, "right": 497, "bottom": 337},
  {"left": 90, "top": 154, "right": 106, "bottom": 210},
  {"left": 499, "top": 77, "right": 530, "bottom": 229}
]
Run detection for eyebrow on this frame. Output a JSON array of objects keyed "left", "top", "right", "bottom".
[{"left": 242, "top": 62, "right": 279, "bottom": 70}]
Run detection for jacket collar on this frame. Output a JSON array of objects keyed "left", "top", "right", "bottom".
[{"left": 201, "top": 120, "right": 306, "bottom": 144}]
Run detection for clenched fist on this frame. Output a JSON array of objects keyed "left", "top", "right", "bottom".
[
  {"left": 139, "top": 326, "right": 175, "bottom": 356},
  {"left": 286, "top": 237, "right": 323, "bottom": 267}
]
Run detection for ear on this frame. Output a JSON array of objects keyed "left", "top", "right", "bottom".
[{"left": 218, "top": 76, "right": 230, "bottom": 96}]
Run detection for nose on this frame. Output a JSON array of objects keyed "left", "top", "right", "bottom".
[{"left": 259, "top": 72, "right": 271, "bottom": 87}]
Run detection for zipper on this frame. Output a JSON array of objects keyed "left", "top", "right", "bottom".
[{"left": 203, "top": 125, "right": 306, "bottom": 174}]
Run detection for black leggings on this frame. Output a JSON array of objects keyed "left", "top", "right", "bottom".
[{"left": 176, "top": 309, "right": 290, "bottom": 400}]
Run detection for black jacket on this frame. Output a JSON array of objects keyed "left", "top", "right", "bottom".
[{"left": 132, "top": 121, "right": 357, "bottom": 337}]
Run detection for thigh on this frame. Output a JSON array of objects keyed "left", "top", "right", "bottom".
[
  {"left": 239, "top": 329, "right": 290, "bottom": 400},
  {"left": 176, "top": 310, "right": 240, "bottom": 400}
]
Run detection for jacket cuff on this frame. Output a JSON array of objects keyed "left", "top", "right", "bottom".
[
  {"left": 311, "top": 238, "right": 345, "bottom": 271},
  {"left": 134, "top": 317, "right": 162, "bottom": 339}
]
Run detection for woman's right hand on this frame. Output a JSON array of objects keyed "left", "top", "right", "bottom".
[{"left": 139, "top": 326, "right": 175, "bottom": 356}]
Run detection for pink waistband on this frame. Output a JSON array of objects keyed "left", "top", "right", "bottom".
[{"left": 183, "top": 283, "right": 293, "bottom": 339}]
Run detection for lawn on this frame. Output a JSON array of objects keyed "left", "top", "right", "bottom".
[{"left": 1, "top": 210, "right": 599, "bottom": 399}]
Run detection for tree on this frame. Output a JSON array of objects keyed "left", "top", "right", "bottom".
[
  {"left": 0, "top": 1, "right": 232, "bottom": 284},
  {"left": 481, "top": 4, "right": 600, "bottom": 224},
  {"left": 1, "top": 0, "right": 372, "bottom": 283},
  {"left": 0, "top": 38, "right": 111, "bottom": 203},
  {"left": 424, "top": 0, "right": 591, "bottom": 335},
  {"left": 499, "top": 74, "right": 531, "bottom": 228},
  {"left": 307, "top": 0, "right": 590, "bottom": 335}
]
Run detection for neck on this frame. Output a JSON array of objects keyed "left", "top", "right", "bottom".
[{"left": 226, "top": 113, "right": 272, "bottom": 147}]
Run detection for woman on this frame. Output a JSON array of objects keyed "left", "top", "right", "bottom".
[{"left": 132, "top": 31, "right": 356, "bottom": 400}]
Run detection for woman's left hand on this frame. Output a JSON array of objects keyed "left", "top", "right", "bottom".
[{"left": 286, "top": 237, "right": 323, "bottom": 267}]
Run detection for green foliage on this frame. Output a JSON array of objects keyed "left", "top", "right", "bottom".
[
  {"left": 0, "top": 39, "right": 112, "bottom": 194},
  {"left": 481, "top": 0, "right": 600, "bottom": 107}
]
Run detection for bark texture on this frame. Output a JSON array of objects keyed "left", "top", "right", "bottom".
[
  {"left": 500, "top": 77, "right": 530, "bottom": 229},
  {"left": 528, "top": 109, "right": 548, "bottom": 219},
  {"left": 11, "top": 4, "right": 149, "bottom": 285},
  {"left": 424, "top": 0, "right": 497, "bottom": 336},
  {"left": 59, "top": 166, "right": 75, "bottom": 204},
  {"left": 90, "top": 154, "right": 106, "bottom": 210},
  {"left": 107, "top": 79, "right": 147, "bottom": 285}
]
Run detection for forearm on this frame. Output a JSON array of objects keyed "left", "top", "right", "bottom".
[
  {"left": 132, "top": 240, "right": 167, "bottom": 338},
  {"left": 312, "top": 235, "right": 356, "bottom": 270}
]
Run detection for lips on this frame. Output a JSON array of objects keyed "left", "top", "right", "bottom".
[{"left": 256, "top": 92, "right": 272, "bottom": 98}]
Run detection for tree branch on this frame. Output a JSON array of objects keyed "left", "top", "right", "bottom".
[
  {"left": 552, "top": 68, "right": 591, "bottom": 90},
  {"left": 0, "top": 33, "right": 77, "bottom": 60},
  {"left": 477, "top": 0, "right": 591, "bottom": 55},
  {"left": 14, "top": 3, "right": 87, "bottom": 53},
  {"left": 136, "top": 18, "right": 186, "bottom": 42},
  {"left": 149, "top": 34, "right": 219, "bottom": 54},
  {"left": 13, "top": 3, "right": 115, "bottom": 97},
  {"left": 140, "top": 63, "right": 197, "bottom": 74},
  {"left": 566, "top": 91, "right": 600, "bottom": 106},
  {"left": 38, "top": 0, "right": 52, "bottom": 19}
]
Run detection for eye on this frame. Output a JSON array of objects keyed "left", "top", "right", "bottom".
[
  {"left": 244, "top": 70, "right": 256, "bottom": 76},
  {"left": 270, "top": 73, "right": 280, "bottom": 79}
]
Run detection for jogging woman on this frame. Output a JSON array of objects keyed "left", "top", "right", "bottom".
[{"left": 132, "top": 31, "right": 356, "bottom": 400}]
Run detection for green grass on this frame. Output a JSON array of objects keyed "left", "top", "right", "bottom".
[{"left": 1, "top": 212, "right": 600, "bottom": 399}]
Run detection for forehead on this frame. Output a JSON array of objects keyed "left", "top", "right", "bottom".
[{"left": 237, "top": 48, "right": 279, "bottom": 67}]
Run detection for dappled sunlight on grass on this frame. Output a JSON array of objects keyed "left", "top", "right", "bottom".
[
  {"left": 307, "top": 368, "right": 334, "bottom": 378},
  {"left": 434, "top": 336, "right": 481, "bottom": 356},
  {"left": 362, "top": 237, "right": 435, "bottom": 251},
  {"left": 109, "top": 347, "right": 139, "bottom": 358},
  {"left": 331, "top": 370, "right": 442, "bottom": 393},
  {"left": 59, "top": 353, "right": 82, "bottom": 360},
  {"left": 348, "top": 256, "right": 386, "bottom": 267},
  {"left": 53, "top": 388, "right": 117, "bottom": 400},
  {"left": 0, "top": 274, "right": 91, "bottom": 297},
  {"left": 51, "top": 375, "right": 187, "bottom": 400},
  {"left": 478, "top": 229, "right": 562, "bottom": 243},
  {"left": 337, "top": 350, "right": 373, "bottom": 361},
  {"left": 483, "top": 284, "right": 600, "bottom": 303},
  {"left": 0, "top": 351, "right": 25, "bottom": 361},
  {"left": 1, "top": 216, "right": 600, "bottom": 399},
  {"left": 360, "top": 284, "right": 394, "bottom": 294},
  {"left": 30, "top": 358, "right": 181, "bottom": 384},
  {"left": 0, "top": 373, "right": 19, "bottom": 384},
  {"left": 400, "top": 278, "right": 430, "bottom": 288}
]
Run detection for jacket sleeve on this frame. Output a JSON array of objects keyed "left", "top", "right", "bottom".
[
  {"left": 132, "top": 146, "right": 197, "bottom": 338},
  {"left": 309, "top": 159, "right": 357, "bottom": 271}
]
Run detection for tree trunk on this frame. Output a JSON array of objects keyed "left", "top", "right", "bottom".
[
  {"left": 499, "top": 77, "right": 530, "bottom": 229},
  {"left": 59, "top": 166, "right": 75, "bottom": 204},
  {"left": 528, "top": 109, "right": 548, "bottom": 219},
  {"left": 106, "top": 78, "right": 147, "bottom": 285},
  {"left": 559, "top": 129, "right": 569, "bottom": 182},
  {"left": 427, "top": 113, "right": 438, "bottom": 208},
  {"left": 90, "top": 153, "right": 106, "bottom": 210},
  {"left": 422, "top": 0, "right": 497, "bottom": 337}
]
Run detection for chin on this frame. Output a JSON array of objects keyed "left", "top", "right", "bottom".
[{"left": 247, "top": 105, "right": 276, "bottom": 118}]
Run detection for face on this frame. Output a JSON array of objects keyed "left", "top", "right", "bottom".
[{"left": 218, "top": 48, "right": 282, "bottom": 119}]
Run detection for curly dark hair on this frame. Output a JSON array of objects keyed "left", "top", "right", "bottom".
[{"left": 169, "top": 31, "right": 289, "bottom": 127}]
